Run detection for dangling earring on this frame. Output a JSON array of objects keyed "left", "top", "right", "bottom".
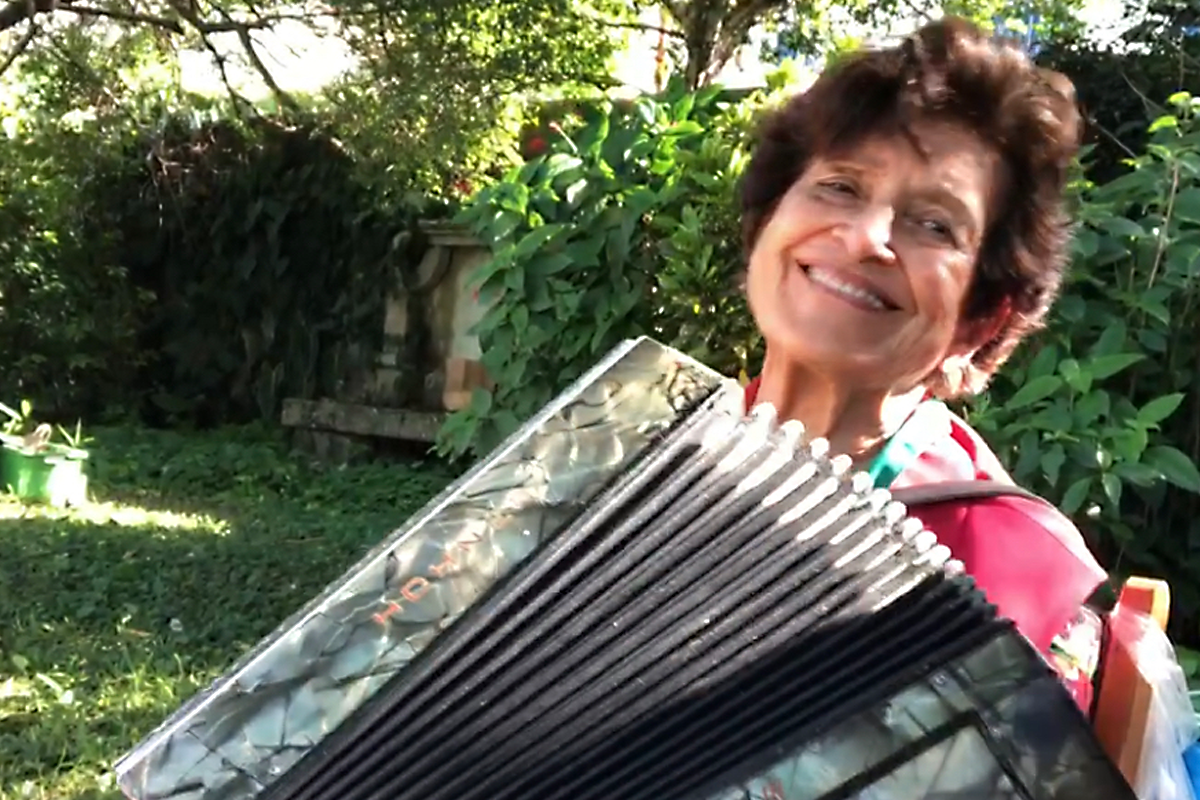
[{"left": 939, "top": 357, "right": 965, "bottom": 397}]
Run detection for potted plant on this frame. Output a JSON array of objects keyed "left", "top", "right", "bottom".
[{"left": 1, "top": 400, "right": 91, "bottom": 507}]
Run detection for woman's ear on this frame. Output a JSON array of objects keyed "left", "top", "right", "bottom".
[
  {"left": 932, "top": 299, "right": 1013, "bottom": 398},
  {"left": 949, "top": 297, "right": 1011, "bottom": 360}
]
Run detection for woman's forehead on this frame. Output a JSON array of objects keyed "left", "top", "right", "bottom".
[{"left": 819, "top": 119, "right": 993, "bottom": 164}]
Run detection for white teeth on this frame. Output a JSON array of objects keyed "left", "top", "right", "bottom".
[{"left": 806, "top": 266, "right": 888, "bottom": 310}]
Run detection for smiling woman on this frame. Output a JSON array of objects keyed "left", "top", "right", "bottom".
[{"left": 738, "top": 18, "right": 1109, "bottom": 710}]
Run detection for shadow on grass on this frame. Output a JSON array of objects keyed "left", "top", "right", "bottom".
[{"left": 0, "top": 477, "right": 449, "bottom": 799}]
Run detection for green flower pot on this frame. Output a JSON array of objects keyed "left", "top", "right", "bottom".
[{"left": 1, "top": 441, "right": 89, "bottom": 507}]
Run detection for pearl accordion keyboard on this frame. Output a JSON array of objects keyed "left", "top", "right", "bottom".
[{"left": 115, "top": 337, "right": 1136, "bottom": 800}]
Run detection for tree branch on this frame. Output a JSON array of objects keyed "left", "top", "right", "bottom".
[
  {"left": 575, "top": 13, "right": 685, "bottom": 39},
  {"left": 703, "top": 0, "right": 786, "bottom": 84},
  {"left": 195, "top": 23, "right": 259, "bottom": 117},
  {"left": 1, "top": 0, "right": 333, "bottom": 35},
  {"left": 222, "top": 8, "right": 299, "bottom": 111},
  {"left": 0, "top": 0, "right": 51, "bottom": 33},
  {"left": 0, "top": 16, "right": 36, "bottom": 75},
  {"left": 60, "top": 2, "right": 184, "bottom": 33}
]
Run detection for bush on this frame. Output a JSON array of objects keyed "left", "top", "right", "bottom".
[
  {"left": 97, "top": 114, "right": 434, "bottom": 427},
  {"left": 0, "top": 99, "right": 445, "bottom": 429},
  {"left": 0, "top": 115, "right": 152, "bottom": 422},
  {"left": 963, "top": 92, "right": 1200, "bottom": 640},
  {"left": 436, "top": 81, "right": 776, "bottom": 457}
]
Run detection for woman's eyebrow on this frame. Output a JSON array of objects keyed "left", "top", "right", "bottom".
[{"left": 912, "top": 186, "right": 975, "bottom": 223}]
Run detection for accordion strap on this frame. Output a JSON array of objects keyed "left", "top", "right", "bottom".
[
  {"left": 890, "top": 479, "right": 1041, "bottom": 508},
  {"left": 890, "top": 477, "right": 1109, "bottom": 654}
]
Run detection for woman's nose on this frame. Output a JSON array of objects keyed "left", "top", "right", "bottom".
[{"left": 840, "top": 206, "right": 897, "bottom": 264}]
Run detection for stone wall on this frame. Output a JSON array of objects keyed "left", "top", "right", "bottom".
[{"left": 372, "top": 220, "right": 493, "bottom": 412}]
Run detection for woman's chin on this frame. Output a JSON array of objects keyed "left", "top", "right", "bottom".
[{"left": 766, "top": 341, "right": 895, "bottom": 379}]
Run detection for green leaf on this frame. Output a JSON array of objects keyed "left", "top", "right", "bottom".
[
  {"left": 1176, "top": 646, "right": 1200, "bottom": 678},
  {"left": 1061, "top": 477, "right": 1092, "bottom": 515},
  {"left": 1091, "top": 321, "right": 1127, "bottom": 357},
  {"left": 512, "top": 223, "right": 567, "bottom": 258},
  {"left": 1145, "top": 446, "right": 1200, "bottom": 492},
  {"left": 1059, "top": 358, "right": 1092, "bottom": 393},
  {"left": 496, "top": 183, "right": 530, "bottom": 215},
  {"left": 510, "top": 304, "right": 529, "bottom": 335},
  {"left": 468, "top": 388, "right": 493, "bottom": 417},
  {"left": 1101, "top": 217, "right": 1146, "bottom": 239},
  {"left": 1167, "top": 91, "right": 1192, "bottom": 109},
  {"left": 1005, "top": 375, "right": 1063, "bottom": 409},
  {"left": 1057, "top": 294, "right": 1089, "bottom": 323},
  {"left": 1137, "top": 393, "right": 1185, "bottom": 426},
  {"left": 626, "top": 187, "right": 660, "bottom": 219},
  {"left": 1026, "top": 344, "right": 1059, "bottom": 381},
  {"left": 1086, "top": 353, "right": 1145, "bottom": 380},
  {"left": 484, "top": 209, "right": 523, "bottom": 242},
  {"left": 575, "top": 114, "right": 610, "bottom": 158},
  {"left": 544, "top": 154, "right": 585, "bottom": 179},
  {"left": 1014, "top": 430, "right": 1041, "bottom": 479},
  {"left": 527, "top": 252, "right": 573, "bottom": 277},
  {"left": 1071, "top": 228, "right": 1099, "bottom": 259},
  {"left": 665, "top": 120, "right": 704, "bottom": 137},
  {"left": 1101, "top": 472, "right": 1122, "bottom": 507},
  {"left": 1109, "top": 426, "right": 1149, "bottom": 463},
  {"left": 1040, "top": 444, "right": 1065, "bottom": 487},
  {"left": 1114, "top": 461, "right": 1161, "bottom": 487},
  {"left": 1174, "top": 187, "right": 1200, "bottom": 224},
  {"left": 1148, "top": 114, "right": 1179, "bottom": 133},
  {"left": 1074, "top": 390, "right": 1110, "bottom": 427},
  {"left": 504, "top": 264, "right": 525, "bottom": 292}
]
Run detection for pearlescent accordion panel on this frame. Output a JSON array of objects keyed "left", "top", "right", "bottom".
[{"left": 113, "top": 337, "right": 728, "bottom": 800}]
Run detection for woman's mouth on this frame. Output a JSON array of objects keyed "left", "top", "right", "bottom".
[{"left": 800, "top": 264, "right": 898, "bottom": 311}]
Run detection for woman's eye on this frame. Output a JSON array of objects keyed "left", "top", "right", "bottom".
[
  {"left": 818, "top": 179, "right": 857, "bottom": 196},
  {"left": 918, "top": 217, "right": 955, "bottom": 242}
]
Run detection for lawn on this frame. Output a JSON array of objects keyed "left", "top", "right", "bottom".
[{"left": 0, "top": 424, "right": 458, "bottom": 800}]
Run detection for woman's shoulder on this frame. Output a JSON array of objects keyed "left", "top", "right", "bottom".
[{"left": 898, "top": 403, "right": 1108, "bottom": 651}]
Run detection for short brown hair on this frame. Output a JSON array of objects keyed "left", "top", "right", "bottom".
[{"left": 740, "top": 17, "right": 1084, "bottom": 397}]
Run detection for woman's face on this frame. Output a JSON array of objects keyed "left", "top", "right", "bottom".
[{"left": 745, "top": 120, "right": 1004, "bottom": 395}]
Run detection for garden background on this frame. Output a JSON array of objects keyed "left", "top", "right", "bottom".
[{"left": 3, "top": 0, "right": 1200, "bottom": 795}]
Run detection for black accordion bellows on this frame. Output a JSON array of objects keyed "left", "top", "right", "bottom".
[{"left": 114, "top": 338, "right": 1135, "bottom": 800}]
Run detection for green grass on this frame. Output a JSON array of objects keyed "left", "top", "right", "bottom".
[{"left": 0, "top": 424, "right": 457, "bottom": 800}]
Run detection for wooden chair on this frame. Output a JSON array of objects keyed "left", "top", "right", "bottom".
[{"left": 1093, "top": 576, "right": 1174, "bottom": 789}]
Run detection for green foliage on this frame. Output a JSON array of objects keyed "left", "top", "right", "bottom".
[
  {"left": 436, "top": 82, "right": 770, "bottom": 457},
  {"left": 0, "top": 425, "right": 456, "bottom": 798},
  {"left": 1036, "top": 1, "right": 1200, "bottom": 184},
  {"left": 97, "top": 114, "right": 432, "bottom": 426},
  {"left": 963, "top": 92, "right": 1200, "bottom": 631},
  {"left": 321, "top": 0, "right": 624, "bottom": 200},
  {"left": 2, "top": 0, "right": 614, "bottom": 430},
  {"left": 0, "top": 36, "right": 170, "bottom": 421},
  {"left": 2, "top": 102, "right": 433, "bottom": 428}
]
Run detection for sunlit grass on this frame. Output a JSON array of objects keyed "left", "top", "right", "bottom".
[
  {"left": 0, "top": 425, "right": 456, "bottom": 800},
  {"left": 0, "top": 495, "right": 231, "bottom": 534}
]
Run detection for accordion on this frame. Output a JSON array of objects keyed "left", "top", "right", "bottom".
[{"left": 114, "top": 337, "right": 1136, "bottom": 800}]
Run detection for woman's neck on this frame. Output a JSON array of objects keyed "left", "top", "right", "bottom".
[{"left": 752, "top": 354, "right": 928, "bottom": 464}]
